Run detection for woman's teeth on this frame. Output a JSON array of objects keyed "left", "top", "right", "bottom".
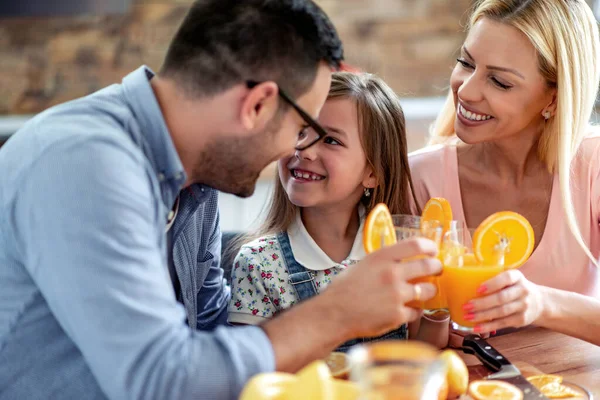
[
  {"left": 292, "top": 169, "right": 324, "bottom": 181},
  {"left": 458, "top": 104, "right": 492, "bottom": 121}
]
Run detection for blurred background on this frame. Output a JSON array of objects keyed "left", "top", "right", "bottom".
[{"left": 0, "top": 0, "right": 596, "bottom": 231}]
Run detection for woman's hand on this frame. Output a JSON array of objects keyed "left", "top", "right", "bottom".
[{"left": 463, "top": 269, "right": 545, "bottom": 334}]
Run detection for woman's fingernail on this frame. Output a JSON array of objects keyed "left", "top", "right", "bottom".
[
  {"left": 473, "top": 325, "right": 482, "bottom": 334},
  {"left": 491, "top": 330, "right": 497, "bottom": 336},
  {"left": 476, "top": 285, "right": 488, "bottom": 295},
  {"left": 462, "top": 302, "right": 474, "bottom": 311},
  {"left": 463, "top": 313, "right": 474, "bottom": 321}
]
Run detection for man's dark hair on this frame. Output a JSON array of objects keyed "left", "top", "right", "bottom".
[{"left": 160, "top": 0, "right": 343, "bottom": 101}]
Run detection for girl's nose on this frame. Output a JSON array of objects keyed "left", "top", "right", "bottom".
[{"left": 295, "top": 146, "right": 317, "bottom": 161}]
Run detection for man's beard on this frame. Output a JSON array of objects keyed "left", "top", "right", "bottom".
[{"left": 192, "top": 123, "right": 282, "bottom": 197}]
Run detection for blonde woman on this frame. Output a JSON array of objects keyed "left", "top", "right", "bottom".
[{"left": 410, "top": 0, "right": 600, "bottom": 345}]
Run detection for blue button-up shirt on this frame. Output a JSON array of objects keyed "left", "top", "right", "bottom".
[{"left": 0, "top": 66, "right": 274, "bottom": 400}]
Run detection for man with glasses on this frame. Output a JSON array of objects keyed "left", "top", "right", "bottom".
[{"left": 0, "top": 1, "right": 441, "bottom": 399}]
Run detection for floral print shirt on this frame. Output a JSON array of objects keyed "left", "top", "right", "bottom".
[{"left": 228, "top": 214, "right": 365, "bottom": 325}]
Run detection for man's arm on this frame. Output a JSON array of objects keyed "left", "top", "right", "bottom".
[
  {"left": 261, "top": 239, "right": 442, "bottom": 372},
  {"left": 196, "top": 197, "right": 231, "bottom": 330},
  {"left": 17, "top": 137, "right": 273, "bottom": 400}
]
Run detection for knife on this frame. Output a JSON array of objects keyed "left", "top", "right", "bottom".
[{"left": 462, "top": 335, "right": 549, "bottom": 399}]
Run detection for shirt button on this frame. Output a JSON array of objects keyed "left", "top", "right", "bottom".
[
  {"left": 158, "top": 173, "right": 166, "bottom": 182},
  {"left": 175, "top": 172, "right": 183, "bottom": 180},
  {"left": 201, "top": 187, "right": 205, "bottom": 192}
]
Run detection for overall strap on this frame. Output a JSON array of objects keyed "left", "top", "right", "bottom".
[{"left": 276, "top": 232, "right": 318, "bottom": 302}]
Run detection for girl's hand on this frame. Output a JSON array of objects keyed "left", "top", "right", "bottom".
[{"left": 463, "top": 269, "right": 544, "bottom": 334}]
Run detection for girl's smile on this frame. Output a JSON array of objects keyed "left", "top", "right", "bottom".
[{"left": 289, "top": 168, "right": 326, "bottom": 182}]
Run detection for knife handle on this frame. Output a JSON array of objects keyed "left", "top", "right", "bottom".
[{"left": 462, "top": 335, "right": 511, "bottom": 372}]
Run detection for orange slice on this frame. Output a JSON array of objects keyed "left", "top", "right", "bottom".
[
  {"left": 363, "top": 203, "right": 397, "bottom": 254},
  {"left": 527, "top": 375, "right": 578, "bottom": 399},
  {"left": 538, "top": 382, "right": 579, "bottom": 398},
  {"left": 421, "top": 197, "right": 453, "bottom": 232},
  {"left": 473, "top": 211, "right": 534, "bottom": 269},
  {"left": 468, "top": 380, "right": 524, "bottom": 400},
  {"left": 540, "top": 382, "right": 581, "bottom": 399},
  {"left": 527, "top": 374, "right": 563, "bottom": 388},
  {"left": 324, "top": 352, "right": 350, "bottom": 380}
]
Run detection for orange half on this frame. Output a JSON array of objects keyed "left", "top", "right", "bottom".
[
  {"left": 421, "top": 197, "right": 453, "bottom": 232},
  {"left": 363, "top": 203, "right": 397, "bottom": 254},
  {"left": 473, "top": 211, "right": 534, "bottom": 269}
]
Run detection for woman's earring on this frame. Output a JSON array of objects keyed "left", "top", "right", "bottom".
[
  {"left": 364, "top": 187, "right": 371, "bottom": 197},
  {"left": 543, "top": 111, "right": 551, "bottom": 120}
]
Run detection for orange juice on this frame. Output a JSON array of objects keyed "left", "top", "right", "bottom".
[
  {"left": 395, "top": 218, "right": 444, "bottom": 310},
  {"left": 404, "top": 255, "right": 446, "bottom": 310},
  {"left": 408, "top": 269, "right": 446, "bottom": 309},
  {"left": 443, "top": 260, "right": 504, "bottom": 329}
]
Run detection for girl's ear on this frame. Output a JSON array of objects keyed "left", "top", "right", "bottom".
[{"left": 362, "top": 168, "right": 377, "bottom": 189}]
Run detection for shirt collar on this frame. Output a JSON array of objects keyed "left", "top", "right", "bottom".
[
  {"left": 287, "top": 207, "right": 366, "bottom": 271},
  {"left": 121, "top": 66, "right": 186, "bottom": 209}
]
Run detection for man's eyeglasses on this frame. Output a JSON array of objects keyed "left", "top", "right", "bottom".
[{"left": 246, "top": 81, "right": 327, "bottom": 151}]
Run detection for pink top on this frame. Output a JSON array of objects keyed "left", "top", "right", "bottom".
[{"left": 409, "top": 135, "right": 600, "bottom": 298}]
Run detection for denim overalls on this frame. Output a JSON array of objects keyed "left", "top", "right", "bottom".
[{"left": 277, "top": 232, "right": 407, "bottom": 352}]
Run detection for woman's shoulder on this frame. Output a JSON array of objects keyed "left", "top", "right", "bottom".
[
  {"left": 580, "top": 129, "right": 600, "bottom": 152},
  {"left": 575, "top": 130, "right": 600, "bottom": 168},
  {"left": 408, "top": 143, "right": 458, "bottom": 190},
  {"left": 409, "top": 143, "right": 456, "bottom": 170}
]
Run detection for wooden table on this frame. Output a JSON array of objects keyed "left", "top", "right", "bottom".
[{"left": 460, "top": 327, "right": 600, "bottom": 397}]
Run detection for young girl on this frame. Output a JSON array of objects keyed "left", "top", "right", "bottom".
[{"left": 227, "top": 72, "right": 418, "bottom": 351}]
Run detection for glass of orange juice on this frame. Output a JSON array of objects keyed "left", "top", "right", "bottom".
[
  {"left": 349, "top": 340, "right": 447, "bottom": 400},
  {"left": 441, "top": 228, "right": 505, "bottom": 332},
  {"left": 392, "top": 215, "right": 461, "bottom": 313}
]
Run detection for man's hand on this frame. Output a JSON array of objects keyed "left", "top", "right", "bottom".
[
  {"left": 261, "top": 237, "right": 442, "bottom": 373},
  {"left": 323, "top": 237, "right": 442, "bottom": 339}
]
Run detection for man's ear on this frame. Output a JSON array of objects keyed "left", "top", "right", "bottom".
[{"left": 240, "top": 81, "right": 280, "bottom": 133}]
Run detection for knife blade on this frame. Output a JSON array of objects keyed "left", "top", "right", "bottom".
[{"left": 462, "top": 334, "right": 549, "bottom": 399}]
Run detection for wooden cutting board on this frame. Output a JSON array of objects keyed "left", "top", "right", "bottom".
[{"left": 467, "top": 361, "right": 591, "bottom": 399}]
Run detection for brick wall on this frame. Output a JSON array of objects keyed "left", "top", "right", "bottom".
[
  {"left": 319, "top": 0, "right": 471, "bottom": 96},
  {"left": 0, "top": 0, "right": 472, "bottom": 115}
]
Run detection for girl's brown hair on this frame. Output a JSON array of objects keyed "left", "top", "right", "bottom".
[{"left": 225, "top": 72, "right": 418, "bottom": 265}]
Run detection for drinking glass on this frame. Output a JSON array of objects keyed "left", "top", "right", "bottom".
[
  {"left": 349, "top": 340, "right": 447, "bottom": 400},
  {"left": 441, "top": 228, "right": 506, "bottom": 332},
  {"left": 392, "top": 215, "right": 461, "bottom": 314}
]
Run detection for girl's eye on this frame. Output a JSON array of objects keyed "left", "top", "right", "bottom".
[
  {"left": 324, "top": 137, "right": 341, "bottom": 145},
  {"left": 456, "top": 58, "right": 474, "bottom": 69}
]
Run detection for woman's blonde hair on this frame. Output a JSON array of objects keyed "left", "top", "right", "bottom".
[
  {"left": 430, "top": 0, "right": 600, "bottom": 265},
  {"left": 229, "top": 72, "right": 418, "bottom": 253}
]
